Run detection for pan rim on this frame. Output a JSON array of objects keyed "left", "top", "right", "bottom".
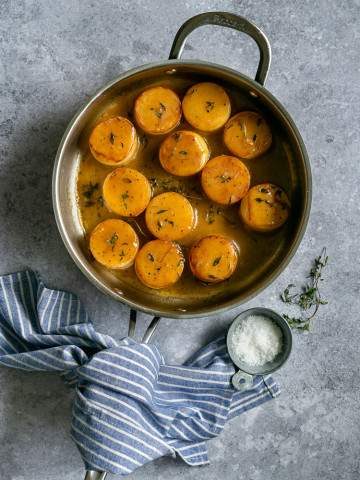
[{"left": 52, "top": 59, "right": 312, "bottom": 319}]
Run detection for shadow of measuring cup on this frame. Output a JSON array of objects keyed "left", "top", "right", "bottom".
[{"left": 227, "top": 307, "right": 293, "bottom": 391}]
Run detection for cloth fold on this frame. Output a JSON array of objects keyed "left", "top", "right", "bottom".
[{"left": 0, "top": 270, "right": 279, "bottom": 475}]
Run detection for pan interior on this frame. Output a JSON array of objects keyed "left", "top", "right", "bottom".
[{"left": 55, "top": 63, "right": 309, "bottom": 318}]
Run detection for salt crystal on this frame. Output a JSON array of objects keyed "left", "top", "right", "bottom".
[{"left": 231, "top": 314, "right": 283, "bottom": 367}]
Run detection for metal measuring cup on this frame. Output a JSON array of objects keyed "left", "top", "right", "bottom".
[{"left": 226, "top": 307, "right": 292, "bottom": 391}]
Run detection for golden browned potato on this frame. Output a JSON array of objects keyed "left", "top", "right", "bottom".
[
  {"left": 102, "top": 167, "right": 151, "bottom": 217},
  {"left": 135, "top": 239, "right": 184, "bottom": 289},
  {"left": 240, "top": 183, "right": 290, "bottom": 232},
  {"left": 134, "top": 86, "right": 181, "bottom": 135},
  {"left": 223, "top": 111, "right": 272, "bottom": 159},
  {"left": 89, "top": 116, "right": 138, "bottom": 166},
  {"left": 189, "top": 235, "right": 238, "bottom": 283},
  {"left": 89, "top": 219, "right": 139, "bottom": 269},
  {"left": 182, "top": 82, "right": 231, "bottom": 132},
  {"left": 145, "top": 192, "right": 195, "bottom": 241},
  {"left": 159, "top": 130, "right": 210, "bottom": 176},
  {"left": 201, "top": 155, "right": 250, "bottom": 205}
]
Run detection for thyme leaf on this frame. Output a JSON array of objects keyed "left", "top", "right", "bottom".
[
  {"left": 218, "top": 174, "right": 232, "bottom": 183},
  {"left": 205, "top": 205, "right": 236, "bottom": 226},
  {"left": 212, "top": 257, "right": 221, "bottom": 266},
  {"left": 107, "top": 232, "right": 118, "bottom": 250},
  {"left": 151, "top": 102, "right": 166, "bottom": 119},
  {"left": 255, "top": 197, "right": 273, "bottom": 206},
  {"left": 149, "top": 177, "right": 158, "bottom": 189},
  {"left": 82, "top": 182, "right": 99, "bottom": 199},
  {"left": 121, "top": 192, "right": 129, "bottom": 209},
  {"left": 205, "top": 101, "right": 215, "bottom": 112},
  {"left": 140, "top": 134, "right": 148, "bottom": 148},
  {"left": 205, "top": 205, "right": 216, "bottom": 224}
]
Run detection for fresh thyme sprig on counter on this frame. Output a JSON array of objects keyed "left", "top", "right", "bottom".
[{"left": 280, "top": 248, "right": 328, "bottom": 332}]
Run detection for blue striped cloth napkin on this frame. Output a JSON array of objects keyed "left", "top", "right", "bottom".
[{"left": 0, "top": 270, "right": 280, "bottom": 475}]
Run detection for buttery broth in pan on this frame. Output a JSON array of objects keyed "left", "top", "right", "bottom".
[{"left": 76, "top": 74, "right": 295, "bottom": 307}]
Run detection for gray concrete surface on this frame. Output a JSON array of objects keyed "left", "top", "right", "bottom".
[{"left": 0, "top": 0, "right": 359, "bottom": 479}]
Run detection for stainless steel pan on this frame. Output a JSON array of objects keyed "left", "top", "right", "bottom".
[{"left": 53, "top": 12, "right": 311, "bottom": 321}]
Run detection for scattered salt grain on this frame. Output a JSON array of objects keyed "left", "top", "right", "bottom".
[{"left": 231, "top": 314, "right": 283, "bottom": 367}]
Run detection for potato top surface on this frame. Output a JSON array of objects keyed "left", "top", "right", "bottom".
[
  {"left": 89, "top": 219, "right": 139, "bottom": 269},
  {"left": 182, "top": 82, "right": 231, "bottom": 132},
  {"left": 102, "top": 167, "right": 151, "bottom": 217},
  {"left": 145, "top": 191, "right": 195, "bottom": 241},
  {"left": 135, "top": 239, "right": 185, "bottom": 289},
  {"left": 134, "top": 86, "right": 181, "bottom": 135},
  {"left": 201, "top": 155, "right": 250, "bottom": 205},
  {"left": 159, "top": 130, "right": 210, "bottom": 176},
  {"left": 224, "top": 111, "right": 272, "bottom": 159},
  {"left": 89, "top": 116, "right": 138, "bottom": 166},
  {"left": 189, "top": 235, "right": 238, "bottom": 283},
  {"left": 240, "top": 183, "right": 290, "bottom": 232}
]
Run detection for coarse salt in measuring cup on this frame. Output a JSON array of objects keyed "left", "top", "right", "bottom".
[
  {"left": 230, "top": 314, "right": 283, "bottom": 367},
  {"left": 227, "top": 308, "right": 292, "bottom": 391}
]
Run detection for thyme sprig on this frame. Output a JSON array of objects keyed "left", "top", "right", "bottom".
[{"left": 280, "top": 248, "right": 328, "bottom": 331}]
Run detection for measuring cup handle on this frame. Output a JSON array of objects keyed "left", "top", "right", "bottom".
[{"left": 232, "top": 370, "right": 254, "bottom": 391}]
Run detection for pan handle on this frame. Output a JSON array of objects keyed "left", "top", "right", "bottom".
[
  {"left": 128, "top": 309, "right": 161, "bottom": 343},
  {"left": 169, "top": 12, "right": 271, "bottom": 86},
  {"left": 84, "top": 472, "right": 107, "bottom": 480},
  {"left": 83, "top": 311, "right": 161, "bottom": 480}
]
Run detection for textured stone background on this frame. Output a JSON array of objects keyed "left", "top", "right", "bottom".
[{"left": 0, "top": 0, "right": 359, "bottom": 479}]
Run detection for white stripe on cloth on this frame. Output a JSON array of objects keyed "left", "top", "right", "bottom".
[
  {"left": 74, "top": 406, "right": 159, "bottom": 458},
  {"left": 73, "top": 411, "right": 153, "bottom": 461},
  {"left": 0, "top": 270, "right": 280, "bottom": 476},
  {"left": 75, "top": 396, "right": 172, "bottom": 453},
  {"left": 101, "top": 350, "right": 157, "bottom": 380}
]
